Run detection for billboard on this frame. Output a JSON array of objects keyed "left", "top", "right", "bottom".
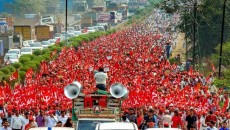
[{"left": 98, "top": 13, "right": 110, "bottom": 23}]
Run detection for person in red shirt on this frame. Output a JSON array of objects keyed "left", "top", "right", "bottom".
[
  {"left": 171, "top": 111, "right": 182, "bottom": 128},
  {"left": 205, "top": 110, "right": 217, "bottom": 126},
  {"left": 136, "top": 110, "right": 143, "bottom": 129}
]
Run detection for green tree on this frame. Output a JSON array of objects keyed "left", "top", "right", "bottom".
[{"left": 5, "top": 0, "right": 46, "bottom": 16}]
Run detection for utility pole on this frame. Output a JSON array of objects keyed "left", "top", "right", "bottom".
[
  {"left": 192, "top": 0, "right": 197, "bottom": 70},
  {"left": 219, "top": 0, "right": 227, "bottom": 77},
  {"left": 65, "top": 0, "right": 68, "bottom": 33}
]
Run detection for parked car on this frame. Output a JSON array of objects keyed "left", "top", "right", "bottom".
[
  {"left": 22, "top": 41, "right": 30, "bottom": 47},
  {"left": 74, "top": 31, "right": 82, "bottom": 36},
  {"left": 4, "top": 53, "right": 19, "bottom": 64},
  {"left": 20, "top": 47, "right": 33, "bottom": 55},
  {"left": 29, "top": 42, "right": 43, "bottom": 51},
  {"left": 48, "top": 39, "right": 57, "bottom": 45},
  {"left": 41, "top": 41, "right": 51, "bottom": 48},
  {"left": 7, "top": 49, "right": 21, "bottom": 58},
  {"left": 87, "top": 27, "right": 96, "bottom": 33}
]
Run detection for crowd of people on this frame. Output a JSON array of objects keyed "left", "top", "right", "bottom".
[{"left": 0, "top": 8, "right": 229, "bottom": 130}]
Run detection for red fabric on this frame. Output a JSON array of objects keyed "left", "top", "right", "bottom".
[
  {"left": 171, "top": 116, "right": 182, "bottom": 128},
  {"left": 205, "top": 114, "right": 217, "bottom": 123},
  {"left": 10, "top": 70, "right": 18, "bottom": 81},
  {"left": 137, "top": 115, "right": 143, "bottom": 127}
]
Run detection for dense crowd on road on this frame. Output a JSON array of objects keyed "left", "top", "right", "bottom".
[{"left": 0, "top": 9, "right": 229, "bottom": 130}]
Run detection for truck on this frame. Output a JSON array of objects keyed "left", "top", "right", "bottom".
[
  {"left": 118, "top": 4, "right": 129, "bottom": 20},
  {"left": 81, "top": 16, "right": 93, "bottom": 28},
  {"left": 14, "top": 25, "right": 32, "bottom": 41},
  {"left": 109, "top": 11, "right": 118, "bottom": 25},
  {"left": 64, "top": 81, "right": 128, "bottom": 130},
  {"left": 35, "top": 25, "right": 54, "bottom": 41}
]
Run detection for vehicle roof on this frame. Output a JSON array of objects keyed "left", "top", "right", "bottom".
[
  {"left": 78, "top": 118, "right": 116, "bottom": 121},
  {"left": 146, "top": 128, "right": 181, "bottom": 130},
  {"left": 9, "top": 49, "right": 20, "bottom": 51},
  {"left": 97, "top": 122, "right": 137, "bottom": 130},
  {"left": 30, "top": 127, "right": 74, "bottom": 130},
  {"left": 5, "top": 53, "right": 18, "bottom": 56},
  {"left": 21, "top": 47, "right": 32, "bottom": 49}
]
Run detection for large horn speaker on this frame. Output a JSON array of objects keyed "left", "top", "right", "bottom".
[
  {"left": 64, "top": 81, "right": 82, "bottom": 99},
  {"left": 110, "top": 83, "right": 129, "bottom": 99}
]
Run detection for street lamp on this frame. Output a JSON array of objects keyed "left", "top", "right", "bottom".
[
  {"left": 219, "top": 0, "right": 227, "bottom": 78},
  {"left": 192, "top": 0, "right": 197, "bottom": 70}
]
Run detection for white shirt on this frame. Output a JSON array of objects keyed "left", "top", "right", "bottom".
[
  {"left": 206, "top": 126, "right": 218, "bottom": 130},
  {"left": 0, "top": 127, "right": 12, "bottom": 130},
  {"left": 11, "top": 115, "right": 23, "bottom": 129},
  {"left": 163, "top": 114, "right": 172, "bottom": 128},
  {"left": 94, "top": 72, "right": 108, "bottom": 85},
  {"left": 58, "top": 116, "right": 68, "bottom": 126},
  {"left": 21, "top": 117, "right": 29, "bottom": 130},
  {"left": 46, "top": 116, "right": 58, "bottom": 127}
]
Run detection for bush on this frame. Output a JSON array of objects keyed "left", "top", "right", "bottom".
[
  {"left": 0, "top": 71, "right": 4, "bottom": 80},
  {"left": 5, "top": 66, "right": 16, "bottom": 72},
  {"left": 0, "top": 68, "right": 10, "bottom": 74},
  {"left": 19, "top": 55, "right": 32, "bottom": 64},
  {"left": 12, "top": 62, "right": 22, "bottom": 69},
  {"left": 33, "top": 50, "right": 43, "bottom": 56},
  {"left": 19, "top": 71, "right": 26, "bottom": 81}
]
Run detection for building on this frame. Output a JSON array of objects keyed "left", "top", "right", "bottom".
[
  {"left": 72, "top": 0, "right": 88, "bottom": 13},
  {"left": 87, "top": 0, "right": 106, "bottom": 10}
]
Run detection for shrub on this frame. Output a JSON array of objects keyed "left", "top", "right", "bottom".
[
  {"left": 5, "top": 66, "right": 16, "bottom": 72},
  {"left": 19, "top": 55, "right": 32, "bottom": 64},
  {"left": 19, "top": 71, "right": 26, "bottom": 81},
  {"left": 0, "top": 68, "right": 10, "bottom": 74},
  {"left": 33, "top": 50, "right": 42, "bottom": 56},
  {"left": 12, "top": 62, "right": 22, "bottom": 69},
  {"left": 0, "top": 71, "right": 4, "bottom": 80}
]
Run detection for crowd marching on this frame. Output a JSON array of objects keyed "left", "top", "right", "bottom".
[{"left": 0, "top": 9, "right": 229, "bottom": 130}]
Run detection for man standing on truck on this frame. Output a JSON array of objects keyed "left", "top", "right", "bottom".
[{"left": 94, "top": 68, "right": 108, "bottom": 91}]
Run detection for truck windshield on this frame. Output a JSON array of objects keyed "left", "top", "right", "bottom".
[{"left": 78, "top": 120, "right": 114, "bottom": 130}]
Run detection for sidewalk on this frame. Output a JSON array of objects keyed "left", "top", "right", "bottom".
[{"left": 171, "top": 33, "right": 186, "bottom": 62}]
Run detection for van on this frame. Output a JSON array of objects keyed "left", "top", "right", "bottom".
[{"left": 95, "top": 122, "right": 138, "bottom": 130}]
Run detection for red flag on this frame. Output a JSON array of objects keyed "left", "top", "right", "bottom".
[
  {"left": 212, "top": 63, "right": 216, "bottom": 72},
  {"left": 55, "top": 38, "right": 60, "bottom": 44},
  {"left": 25, "top": 68, "right": 33, "bottom": 79},
  {"left": 10, "top": 70, "right": 18, "bottom": 81}
]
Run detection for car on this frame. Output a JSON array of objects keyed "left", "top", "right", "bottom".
[
  {"left": 22, "top": 41, "right": 30, "bottom": 47},
  {"left": 48, "top": 39, "right": 57, "bottom": 45},
  {"left": 4, "top": 53, "right": 19, "bottom": 64},
  {"left": 74, "top": 31, "right": 82, "bottom": 36},
  {"left": 7, "top": 49, "right": 21, "bottom": 58},
  {"left": 95, "top": 122, "right": 138, "bottom": 130},
  {"left": 20, "top": 47, "right": 33, "bottom": 55},
  {"left": 29, "top": 42, "right": 43, "bottom": 51},
  {"left": 41, "top": 41, "right": 51, "bottom": 48},
  {"left": 87, "top": 27, "right": 96, "bottom": 33}
]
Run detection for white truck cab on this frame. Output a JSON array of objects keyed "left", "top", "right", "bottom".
[
  {"left": 30, "top": 127, "right": 74, "bottom": 130},
  {"left": 95, "top": 122, "right": 138, "bottom": 130}
]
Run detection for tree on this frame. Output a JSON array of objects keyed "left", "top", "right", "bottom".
[
  {"left": 162, "top": 0, "right": 230, "bottom": 58},
  {"left": 5, "top": 0, "right": 46, "bottom": 16}
]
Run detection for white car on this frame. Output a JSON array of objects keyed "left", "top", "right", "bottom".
[
  {"left": 20, "top": 47, "right": 33, "bottom": 55},
  {"left": 48, "top": 39, "right": 57, "bottom": 45},
  {"left": 87, "top": 27, "right": 96, "bottom": 33},
  {"left": 29, "top": 42, "right": 43, "bottom": 51},
  {"left": 7, "top": 49, "right": 21, "bottom": 58},
  {"left": 74, "top": 31, "right": 82, "bottom": 36},
  {"left": 41, "top": 41, "right": 51, "bottom": 48},
  {"left": 4, "top": 53, "right": 19, "bottom": 64},
  {"left": 22, "top": 41, "right": 30, "bottom": 47},
  {"left": 95, "top": 122, "right": 138, "bottom": 130}
]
